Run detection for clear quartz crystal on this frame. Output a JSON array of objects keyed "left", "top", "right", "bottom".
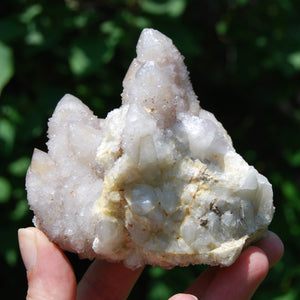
[{"left": 26, "top": 28, "right": 274, "bottom": 269}]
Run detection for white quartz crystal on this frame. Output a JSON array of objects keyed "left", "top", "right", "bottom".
[{"left": 26, "top": 28, "right": 274, "bottom": 269}]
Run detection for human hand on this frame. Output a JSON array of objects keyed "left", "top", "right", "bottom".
[{"left": 18, "top": 227, "right": 283, "bottom": 300}]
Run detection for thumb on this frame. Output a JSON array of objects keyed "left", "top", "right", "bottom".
[{"left": 18, "top": 227, "right": 77, "bottom": 300}]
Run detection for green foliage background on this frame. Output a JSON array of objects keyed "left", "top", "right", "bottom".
[{"left": 1, "top": 0, "right": 300, "bottom": 298}]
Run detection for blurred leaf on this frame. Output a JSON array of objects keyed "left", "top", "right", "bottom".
[
  {"left": 8, "top": 157, "right": 31, "bottom": 177},
  {"left": 281, "top": 181, "right": 300, "bottom": 208},
  {"left": 284, "top": 149, "right": 300, "bottom": 167},
  {"left": 13, "top": 188, "right": 26, "bottom": 202},
  {"left": 119, "top": 12, "right": 151, "bottom": 29},
  {"left": 149, "top": 267, "right": 166, "bottom": 278},
  {"left": 1, "top": 105, "right": 22, "bottom": 124},
  {"left": 73, "top": 11, "right": 97, "bottom": 28},
  {"left": 69, "top": 46, "right": 91, "bottom": 76},
  {"left": 288, "top": 52, "right": 300, "bottom": 71},
  {"left": 283, "top": 204, "right": 300, "bottom": 236},
  {"left": 0, "top": 177, "right": 12, "bottom": 203},
  {"left": 256, "top": 36, "right": 267, "bottom": 48},
  {"left": 69, "top": 37, "right": 111, "bottom": 76},
  {"left": 5, "top": 248, "right": 18, "bottom": 267},
  {"left": 10, "top": 199, "right": 29, "bottom": 221},
  {"left": 273, "top": 289, "right": 299, "bottom": 300},
  {"left": 216, "top": 20, "right": 228, "bottom": 36},
  {"left": 100, "top": 21, "right": 125, "bottom": 56},
  {"left": 0, "top": 42, "right": 14, "bottom": 95},
  {"left": 147, "top": 282, "right": 172, "bottom": 300},
  {"left": 20, "top": 4, "right": 43, "bottom": 24},
  {"left": 25, "top": 24, "right": 44, "bottom": 46},
  {"left": 0, "top": 119, "right": 15, "bottom": 154},
  {"left": 139, "top": 0, "right": 186, "bottom": 17}
]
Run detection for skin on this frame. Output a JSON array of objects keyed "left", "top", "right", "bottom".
[{"left": 18, "top": 227, "right": 283, "bottom": 300}]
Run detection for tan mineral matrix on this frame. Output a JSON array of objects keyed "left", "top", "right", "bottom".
[{"left": 26, "top": 28, "right": 274, "bottom": 269}]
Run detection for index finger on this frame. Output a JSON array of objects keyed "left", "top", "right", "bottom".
[{"left": 77, "top": 259, "right": 144, "bottom": 300}]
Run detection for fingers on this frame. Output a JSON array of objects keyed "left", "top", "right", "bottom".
[
  {"left": 181, "top": 231, "right": 284, "bottom": 300},
  {"left": 169, "top": 293, "right": 198, "bottom": 300},
  {"left": 187, "top": 246, "right": 269, "bottom": 300},
  {"left": 253, "top": 230, "right": 284, "bottom": 267},
  {"left": 18, "top": 227, "right": 77, "bottom": 300},
  {"left": 19, "top": 227, "right": 143, "bottom": 300},
  {"left": 77, "top": 259, "right": 144, "bottom": 300},
  {"left": 176, "top": 266, "right": 219, "bottom": 299}
]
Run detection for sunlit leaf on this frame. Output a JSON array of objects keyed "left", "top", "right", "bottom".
[
  {"left": 20, "top": 4, "right": 43, "bottom": 24},
  {"left": 0, "top": 42, "right": 14, "bottom": 95},
  {"left": 69, "top": 38, "right": 111, "bottom": 76},
  {"left": 69, "top": 46, "right": 90, "bottom": 76},
  {"left": 8, "top": 157, "right": 31, "bottom": 177},
  {"left": 25, "top": 26, "right": 44, "bottom": 45},
  {"left": 288, "top": 52, "right": 300, "bottom": 70}
]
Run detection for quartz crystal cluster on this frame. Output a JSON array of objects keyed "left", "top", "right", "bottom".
[{"left": 26, "top": 28, "right": 274, "bottom": 269}]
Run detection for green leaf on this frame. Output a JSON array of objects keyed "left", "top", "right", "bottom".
[
  {"left": 1, "top": 105, "right": 22, "bottom": 124},
  {"left": 0, "top": 119, "right": 15, "bottom": 154},
  {"left": 216, "top": 21, "right": 228, "bottom": 36},
  {"left": 285, "top": 149, "right": 300, "bottom": 167},
  {"left": 256, "top": 36, "right": 267, "bottom": 48},
  {"left": 8, "top": 157, "right": 31, "bottom": 177},
  {"left": 25, "top": 26, "right": 44, "bottom": 46},
  {"left": 147, "top": 282, "right": 172, "bottom": 300},
  {"left": 282, "top": 181, "right": 300, "bottom": 208},
  {"left": 139, "top": 0, "right": 186, "bottom": 17},
  {"left": 0, "top": 42, "right": 14, "bottom": 95},
  {"left": 0, "top": 177, "right": 12, "bottom": 203},
  {"left": 149, "top": 267, "right": 166, "bottom": 278},
  {"left": 273, "top": 288, "right": 299, "bottom": 300},
  {"left": 5, "top": 248, "right": 18, "bottom": 267},
  {"left": 69, "top": 38, "right": 111, "bottom": 76},
  {"left": 69, "top": 46, "right": 91, "bottom": 76},
  {"left": 19, "top": 4, "right": 43, "bottom": 24},
  {"left": 288, "top": 52, "right": 300, "bottom": 70},
  {"left": 10, "top": 199, "right": 29, "bottom": 221},
  {"left": 283, "top": 204, "right": 300, "bottom": 236}
]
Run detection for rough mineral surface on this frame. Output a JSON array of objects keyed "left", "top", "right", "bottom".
[{"left": 26, "top": 28, "right": 274, "bottom": 269}]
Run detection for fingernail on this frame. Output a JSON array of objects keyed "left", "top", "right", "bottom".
[
  {"left": 18, "top": 228, "right": 37, "bottom": 272},
  {"left": 185, "top": 295, "right": 198, "bottom": 300}
]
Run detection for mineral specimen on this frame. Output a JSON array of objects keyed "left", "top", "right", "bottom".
[{"left": 26, "top": 28, "right": 274, "bottom": 269}]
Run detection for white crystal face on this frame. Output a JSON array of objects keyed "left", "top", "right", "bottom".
[{"left": 26, "top": 28, "right": 274, "bottom": 269}]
